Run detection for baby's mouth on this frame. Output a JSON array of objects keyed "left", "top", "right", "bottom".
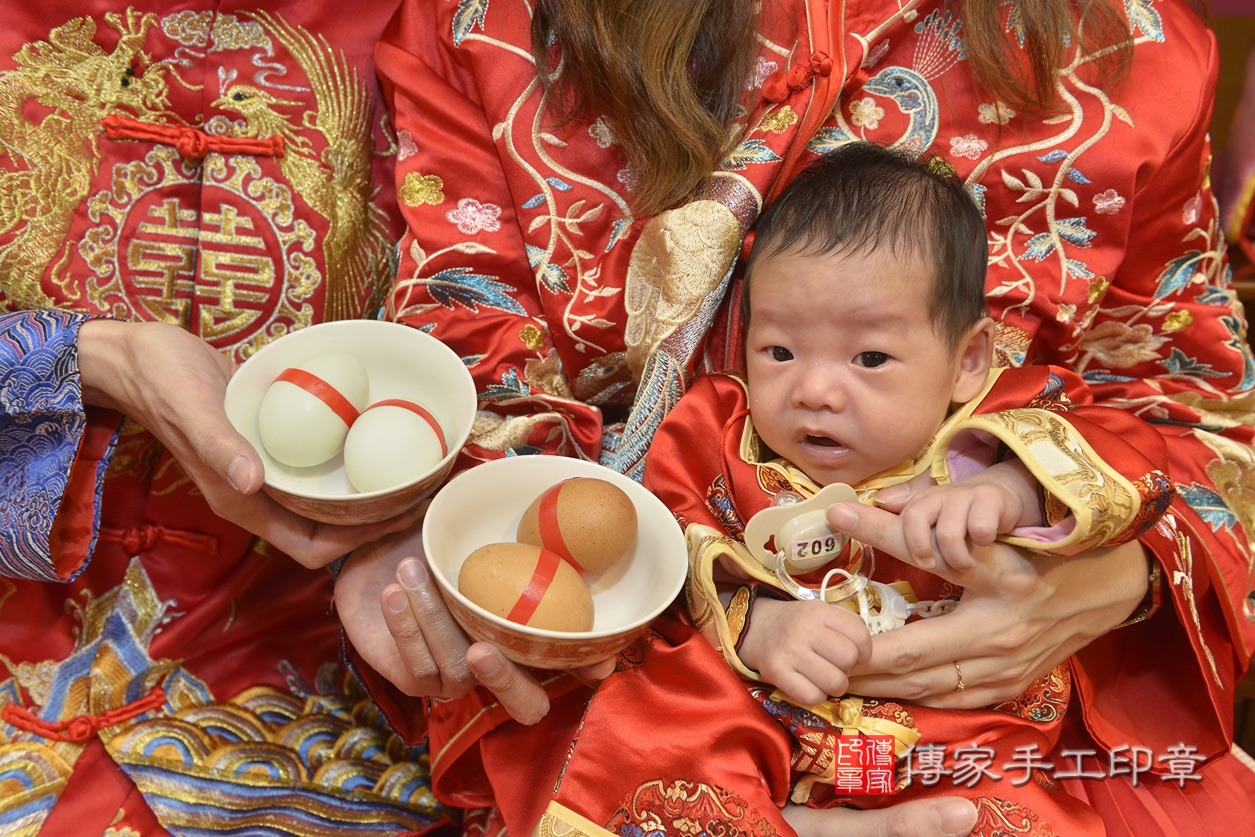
[{"left": 804, "top": 434, "right": 841, "bottom": 447}]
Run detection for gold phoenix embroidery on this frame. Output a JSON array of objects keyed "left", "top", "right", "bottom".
[
  {"left": 623, "top": 200, "right": 740, "bottom": 380},
  {"left": 216, "top": 11, "right": 394, "bottom": 321}
]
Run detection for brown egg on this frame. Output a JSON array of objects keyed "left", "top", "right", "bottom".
[
  {"left": 516, "top": 477, "right": 638, "bottom": 577},
  {"left": 458, "top": 542, "right": 594, "bottom": 632}
]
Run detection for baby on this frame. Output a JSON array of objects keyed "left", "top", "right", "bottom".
[{"left": 644, "top": 141, "right": 1173, "bottom": 828}]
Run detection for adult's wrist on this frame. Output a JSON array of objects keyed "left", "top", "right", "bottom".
[
  {"left": 1115, "top": 543, "right": 1162, "bottom": 629},
  {"left": 76, "top": 318, "right": 133, "bottom": 412}
]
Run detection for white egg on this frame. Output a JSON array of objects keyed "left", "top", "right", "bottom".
[
  {"left": 343, "top": 399, "right": 447, "bottom": 493},
  {"left": 257, "top": 350, "right": 370, "bottom": 468}
]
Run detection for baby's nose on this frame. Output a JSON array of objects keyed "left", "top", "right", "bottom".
[{"left": 794, "top": 368, "right": 844, "bottom": 411}]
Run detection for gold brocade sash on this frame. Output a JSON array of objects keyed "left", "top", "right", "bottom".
[
  {"left": 767, "top": 692, "right": 921, "bottom": 804},
  {"left": 533, "top": 802, "right": 613, "bottom": 837},
  {"left": 778, "top": 693, "right": 921, "bottom": 756}
]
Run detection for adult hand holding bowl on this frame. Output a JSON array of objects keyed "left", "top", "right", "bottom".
[
  {"left": 422, "top": 455, "right": 687, "bottom": 669},
  {"left": 224, "top": 320, "right": 477, "bottom": 525}
]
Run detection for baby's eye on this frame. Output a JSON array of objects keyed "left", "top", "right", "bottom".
[
  {"left": 770, "top": 346, "right": 793, "bottom": 362},
  {"left": 855, "top": 351, "right": 890, "bottom": 368}
]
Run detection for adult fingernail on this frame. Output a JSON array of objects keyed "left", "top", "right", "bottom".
[
  {"left": 876, "top": 484, "right": 907, "bottom": 505},
  {"left": 227, "top": 455, "right": 253, "bottom": 492},
  {"left": 469, "top": 651, "right": 501, "bottom": 679},
  {"left": 398, "top": 559, "right": 427, "bottom": 590},
  {"left": 933, "top": 798, "right": 977, "bottom": 835},
  {"left": 827, "top": 504, "right": 857, "bottom": 529},
  {"left": 384, "top": 588, "right": 407, "bottom": 613}
]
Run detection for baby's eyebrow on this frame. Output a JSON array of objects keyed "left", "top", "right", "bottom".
[{"left": 844, "top": 311, "right": 911, "bottom": 332}]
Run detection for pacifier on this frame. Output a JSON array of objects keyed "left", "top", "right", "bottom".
[
  {"left": 743, "top": 483, "right": 953, "bottom": 633},
  {"left": 744, "top": 483, "right": 874, "bottom": 604},
  {"left": 743, "top": 482, "right": 859, "bottom": 575}
]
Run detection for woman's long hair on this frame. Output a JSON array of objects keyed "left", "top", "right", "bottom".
[
  {"left": 531, "top": 0, "right": 758, "bottom": 216},
  {"left": 963, "top": 0, "right": 1133, "bottom": 116},
  {"left": 532, "top": 0, "right": 1135, "bottom": 216}
]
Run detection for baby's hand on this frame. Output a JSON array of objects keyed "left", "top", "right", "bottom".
[
  {"left": 897, "top": 459, "right": 1042, "bottom": 573},
  {"left": 738, "top": 597, "right": 872, "bottom": 706}
]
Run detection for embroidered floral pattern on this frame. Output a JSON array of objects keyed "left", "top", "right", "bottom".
[
  {"left": 588, "top": 116, "right": 615, "bottom": 148},
  {"left": 399, "top": 172, "right": 445, "bottom": 206},
  {"left": 523, "top": 349, "right": 573, "bottom": 398},
  {"left": 1182, "top": 194, "right": 1202, "bottom": 224},
  {"left": 1079, "top": 321, "right": 1171, "bottom": 367},
  {"left": 949, "top": 133, "right": 988, "bottom": 160},
  {"left": 1087, "top": 277, "right": 1111, "bottom": 304},
  {"left": 397, "top": 128, "right": 418, "bottom": 160},
  {"left": 864, "top": 40, "right": 891, "bottom": 68},
  {"left": 519, "top": 323, "right": 546, "bottom": 351},
  {"left": 752, "top": 56, "right": 779, "bottom": 88},
  {"left": 446, "top": 197, "right": 503, "bottom": 234},
  {"left": 849, "top": 97, "right": 885, "bottom": 129},
  {"left": 1093, "top": 188, "right": 1125, "bottom": 214},
  {"left": 1164, "top": 310, "right": 1194, "bottom": 333},
  {"left": 978, "top": 101, "right": 1015, "bottom": 124},
  {"left": 760, "top": 106, "right": 799, "bottom": 134}
]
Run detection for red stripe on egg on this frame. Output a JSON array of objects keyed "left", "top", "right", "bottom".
[
  {"left": 507, "top": 546, "right": 562, "bottom": 625},
  {"left": 370, "top": 399, "right": 448, "bottom": 457},
  {"left": 275, "top": 368, "right": 361, "bottom": 427},
  {"left": 537, "top": 482, "right": 579, "bottom": 571}
]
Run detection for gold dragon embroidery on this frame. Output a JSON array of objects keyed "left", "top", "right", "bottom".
[{"left": 0, "top": 10, "right": 168, "bottom": 311}]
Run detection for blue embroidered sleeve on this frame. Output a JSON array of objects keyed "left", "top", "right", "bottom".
[{"left": 0, "top": 310, "right": 114, "bottom": 581}]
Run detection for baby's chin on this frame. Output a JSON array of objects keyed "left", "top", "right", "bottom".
[
  {"left": 793, "top": 458, "right": 876, "bottom": 490},
  {"left": 812, "top": 470, "right": 872, "bottom": 489}
]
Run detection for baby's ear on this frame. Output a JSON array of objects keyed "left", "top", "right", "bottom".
[{"left": 950, "top": 317, "right": 996, "bottom": 403}]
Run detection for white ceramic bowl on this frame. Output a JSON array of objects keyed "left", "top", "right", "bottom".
[
  {"left": 224, "top": 320, "right": 477, "bottom": 524},
  {"left": 423, "top": 455, "right": 687, "bottom": 669}
]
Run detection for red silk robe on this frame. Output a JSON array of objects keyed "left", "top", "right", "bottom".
[
  {"left": 364, "top": 0, "right": 1255, "bottom": 833},
  {"left": 0, "top": 4, "right": 450, "bottom": 834},
  {"left": 641, "top": 367, "right": 1171, "bottom": 834}
]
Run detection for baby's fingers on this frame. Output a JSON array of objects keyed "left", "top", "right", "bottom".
[
  {"left": 778, "top": 648, "right": 853, "bottom": 705},
  {"left": 775, "top": 670, "right": 831, "bottom": 708},
  {"left": 901, "top": 501, "right": 942, "bottom": 568},
  {"left": 933, "top": 502, "right": 978, "bottom": 573},
  {"left": 966, "top": 500, "right": 1002, "bottom": 547}
]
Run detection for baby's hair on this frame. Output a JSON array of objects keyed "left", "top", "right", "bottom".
[{"left": 746, "top": 141, "right": 989, "bottom": 347}]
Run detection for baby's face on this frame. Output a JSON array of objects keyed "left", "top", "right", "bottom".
[{"left": 745, "top": 245, "right": 975, "bottom": 486}]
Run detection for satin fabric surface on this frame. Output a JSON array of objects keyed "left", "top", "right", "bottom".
[
  {"left": 0, "top": 3, "right": 450, "bottom": 834},
  {"left": 361, "top": 0, "right": 1255, "bottom": 833}
]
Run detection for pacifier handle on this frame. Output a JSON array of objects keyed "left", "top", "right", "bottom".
[{"left": 774, "top": 549, "right": 869, "bottom": 603}]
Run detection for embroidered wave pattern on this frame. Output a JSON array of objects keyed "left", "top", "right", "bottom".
[
  {"left": 0, "top": 698, "right": 65, "bottom": 837},
  {"left": 110, "top": 686, "right": 448, "bottom": 835},
  {"left": 0, "top": 310, "right": 102, "bottom": 582}
]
